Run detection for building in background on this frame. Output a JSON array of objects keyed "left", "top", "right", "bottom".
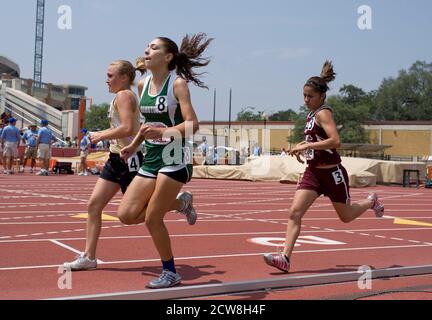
[{"left": 0, "top": 55, "right": 88, "bottom": 111}]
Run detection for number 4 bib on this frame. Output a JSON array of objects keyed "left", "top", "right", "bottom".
[{"left": 128, "top": 153, "right": 139, "bottom": 172}]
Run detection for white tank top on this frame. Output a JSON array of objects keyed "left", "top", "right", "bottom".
[{"left": 108, "top": 90, "right": 141, "bottom": 154}]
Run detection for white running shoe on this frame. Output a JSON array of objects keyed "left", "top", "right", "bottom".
[
  {"left": 176, "top": 191, "right": 197, "bottom": 225},
  {"left": 38, "top": 170, "right": 49, "bottom": 176},
  {"left": 63, "top": 253, "right": 97, "bottom": 271},
  {"left": 147, "top": 270, "right": 181, "bottom": 289},
  {"left": 263, "top": 253, "right": 290, "bottom": 273},
  {"left": 368, "top": 193, "right": 384, "bottom": 217}
]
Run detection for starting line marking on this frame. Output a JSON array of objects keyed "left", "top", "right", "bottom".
[{"left": 51, "top": 264, "right": 432, "bottom": 300}]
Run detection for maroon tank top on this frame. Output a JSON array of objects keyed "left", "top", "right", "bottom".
[{"left": 304, "top": 105, "right": 341, "bottom": 167}]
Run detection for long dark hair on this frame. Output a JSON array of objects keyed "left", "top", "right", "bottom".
[
  {"left": 157, "top": 33, "right": 213, "bottom": 89},
  {"left": 304, "top": 60, "right": 336, "bottom": 94}
]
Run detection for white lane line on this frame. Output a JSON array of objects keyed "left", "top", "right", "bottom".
[
  {"left": 1, "top": 243, "right": 432, "bottom": 271},
  {"left": 50, "top": 240, "right": 82, "bottom": 255},
  {"left": 49, "top": 240, "right": 105, "bottom": 264}
]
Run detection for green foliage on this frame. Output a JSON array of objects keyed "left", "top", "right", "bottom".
[
  {"left": 329, "top": 85, "right": 372, "bottom": 144},
  {"left": 288, "top": 106, "right": 308, "bottom": 144},
  {"left": 268, "top": 109, "right": 298, "bottom": 121},
  {"left": 373, "top": 61, "right": 432, "bottom": 120},
  {"left": 83, "top": 103, "right": 110, "bottom": 131},
  {"left": 236, "top": 107, "right": 265, "bottom": 121}
]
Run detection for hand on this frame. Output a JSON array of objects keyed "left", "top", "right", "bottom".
[
  {"left": 89, "top": 132, "right": 103, "bottom": 144},
  {"left": 120, "top": 144, "right": 136, "bottom": 161},
  {"left": 288, "top": 141, "right": 308, "bottom": 156},
  {"left": 139, "top": 124, "right": 165, "bottom": 140},
  {"left": 294, "top": 153, "right": 305, "bottom": 164}
]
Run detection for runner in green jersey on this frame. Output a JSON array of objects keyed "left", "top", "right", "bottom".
[{"left": 118, "top": 33, "right": 213, "bottom": 289}]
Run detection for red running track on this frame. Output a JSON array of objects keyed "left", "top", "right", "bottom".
[{"left": 0, "top": 174, "right": 431, "bottom": 300}]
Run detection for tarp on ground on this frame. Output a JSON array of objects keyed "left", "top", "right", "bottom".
[{"left": 192, "top": 156, "right": 427, "bottom": 187}]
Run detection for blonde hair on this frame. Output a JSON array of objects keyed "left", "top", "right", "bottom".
[{"left": 110, "top": 60, "right": 145, "bottom": 86}]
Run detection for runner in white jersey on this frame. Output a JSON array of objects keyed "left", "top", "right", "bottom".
[
  {"left": 117, "top": 34, "right": 213, "bottom": 289},
  {"left": 63, "top": 60, "right": 146, "bottom": 271}
]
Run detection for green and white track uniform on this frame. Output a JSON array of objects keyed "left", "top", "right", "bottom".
[{"left": 138, "top": 71, "right": 193, "bottom": 183}]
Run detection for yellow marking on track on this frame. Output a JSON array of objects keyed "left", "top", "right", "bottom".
[
  {"left": 72, "top": 213, "right": 118, "bottom": 221},
  {"left": 393, "top": 217, "right": 432, "bottom": 227}
]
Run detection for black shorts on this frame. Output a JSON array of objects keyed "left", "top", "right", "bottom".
[
  {"left": 100, "top": 152, "right": 144, "bottom": 194},
  {"left": 137, "top": 164, "right": 193, "bottom": 185}
]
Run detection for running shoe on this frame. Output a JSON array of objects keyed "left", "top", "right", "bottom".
[
  {"left": 63, "top": 253, "right": 97, "bottom": 271},
  {"left": 263, "top": 253, "right": 290, "bottom": 272},
  {"left": 368, "top": 193, "right": 384, "bottom": 217},
  {"left": 147, "top": 270, "right": 181, "bottom": 289},
  {"left": 176, "top": 191, "right": 197, "bottom": 225},
  {"left": 19, "top": 167, "right": 24, "bottom": 173}
]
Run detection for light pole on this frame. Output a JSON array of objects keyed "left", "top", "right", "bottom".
[{"left": 261, "top": 112, "right": 269, "bottom": 155}]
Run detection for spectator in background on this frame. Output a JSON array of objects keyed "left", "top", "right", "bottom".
[
  {"left": 36, "top": 119, "right": 56, "bottom": 176},
  {"left": 78, "top": 129, "right": 91, "bottom": 176},
  {"left": 1, "top": 111, "right": 11, "bottom": 124},
  {"left": 281, "top": 148, "right": 287, "bottom": 156},
  {"left": 72, "top": 136, "right": 78, "bottom": 148},
  {"left": 0, "top": 122, "right": 6, "bottom": 172},
  {"left": 1, "top": 118, "right": 21, "bottom": 175},
  {"left": 65, "top": 137, "right": 73, "bottom": 148},
  {"left": 198, "top": 137, "right": 209, "bottom": 165},
  {"left": 21, "top": 123, "right": 39, "bottom": 173}
]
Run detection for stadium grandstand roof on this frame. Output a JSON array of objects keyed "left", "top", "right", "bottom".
[{"left": 0, "top": 55, "right": 20, "bottom": 77}]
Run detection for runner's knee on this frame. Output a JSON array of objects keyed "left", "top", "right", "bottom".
[
  {"left": 145, "top": 213, "right": 164, "bottom": 232},
  {"left": 288, "top": 207, "right": 305, "bottom": 224}
]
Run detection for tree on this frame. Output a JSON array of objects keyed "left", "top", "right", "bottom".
[
  {"left": 84, "top": 103, "right": 110, "bottom": 131},
  {"left": 330, "top": 85, "right": 372, "bottom": 143},
  {"left": 373, "top": 61, "right": 432, "bottom": 120},
  {"left": 236, "top": 107, "right": 264, "bottom": 121},
  {"left": 268, "top": 109, "right": 298, "bottom": 121},
  {"left": 288, "top": 106, "right": 308, "bottom": 144}
]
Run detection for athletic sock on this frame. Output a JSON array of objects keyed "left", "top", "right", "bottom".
[{"left": 162, "top": 257, "right": 176, "bottom": 274}]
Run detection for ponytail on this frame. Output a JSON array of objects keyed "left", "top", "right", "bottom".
[
  {"left": 305, "top": 60, "right": 336, "bottom": 93},
  {"left": 158, "top": 33, "right": 214, "bottom": 89},
  {"left": 135, "top": 57, "right": 147, "bottom": 76}
]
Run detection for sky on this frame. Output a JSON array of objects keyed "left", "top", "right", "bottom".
[{"left": 1, "top": 0, "right": 432, "bottom": 121}]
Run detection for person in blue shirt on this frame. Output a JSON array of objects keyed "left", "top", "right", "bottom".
[
  {"left": 78, "top": 128, "right": 91, "bottom": 176},
  {"left": 1, "top": 118, "right": 21, "bottom": 175},
  {"left": 21, "top": 124, "right": 39, "bottom": 173},
  {"left": 0, "top": 121, "right": 6, "bottom": 173},
  {"left": 36, "top": 119, "right": 56, "bottom": 176}
]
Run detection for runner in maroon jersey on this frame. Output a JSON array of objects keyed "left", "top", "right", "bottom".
[{"left": 263, "top": 61, "right": 384, "bottom": 273}]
